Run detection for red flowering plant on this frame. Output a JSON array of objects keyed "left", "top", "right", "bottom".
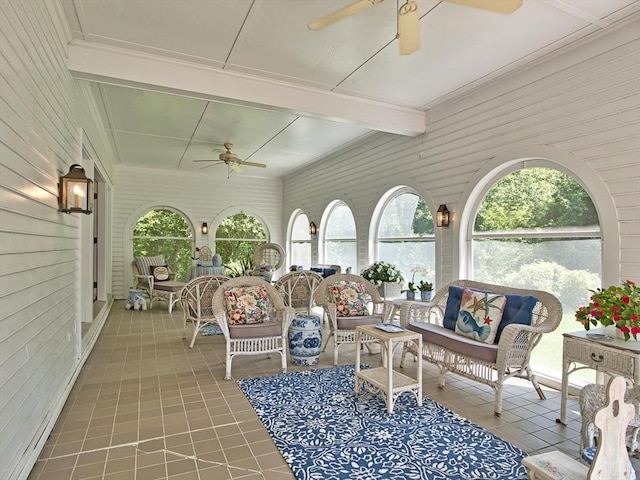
[{"left": 575, "top": 280, "right": 640, "bottom": 340}]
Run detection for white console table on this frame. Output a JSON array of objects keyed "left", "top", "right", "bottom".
[{"left": 557, "top": 328, "right": 640, "bottom": 425}]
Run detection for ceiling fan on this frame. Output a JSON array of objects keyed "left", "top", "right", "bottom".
[
  {"left": 307, "top": 0, "right": 523, "bottom": 55},
  {"left": 193, "top": 143, "right": 267, "bottom": 176}
]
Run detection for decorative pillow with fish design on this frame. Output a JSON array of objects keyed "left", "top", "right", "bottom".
[{"left": 454, "top": 288, "right": 507, "bottom": 344}]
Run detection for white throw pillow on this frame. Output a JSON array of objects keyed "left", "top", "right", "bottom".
[{"left": 455, "top": 288, "right": 506, "bottom": 344}]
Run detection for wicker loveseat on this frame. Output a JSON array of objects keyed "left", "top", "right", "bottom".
[{"left": 399, "top": 280, "right": 562, "bottom": 416}]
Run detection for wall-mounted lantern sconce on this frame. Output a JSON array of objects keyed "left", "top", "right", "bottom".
[
  {"left": 436, "top": 204, "right": 450, "bottom": 227},
  {"left": 58, "top": 164, "right": 93, "bottom": 214},
  {"left": 201, "top": 222, "right": 209, "bottom": 235},
  {"left": 309, "top": 221, "right": 318, "bottom": 235}
]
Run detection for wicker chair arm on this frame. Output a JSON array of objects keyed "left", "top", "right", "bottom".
[
  {"left": 495, "top": 323, "right": 547, "bottom": 371},
  {"left": 276, "top": 306, "right": 297, "bottom": 331},
  {"left": 134, "top": 273, "right": 154, "bottom": 289}
]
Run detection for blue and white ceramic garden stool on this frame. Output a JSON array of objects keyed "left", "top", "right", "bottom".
[{"left": 288, "top": 314, "right": 322, "bottom": 366}]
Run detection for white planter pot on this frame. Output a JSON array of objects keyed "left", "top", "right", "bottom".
[{"left": 378, "top": 282, "right": 402, "bottom": 299}]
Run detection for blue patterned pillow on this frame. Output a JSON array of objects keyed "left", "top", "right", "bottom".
[
  {"left": 454, "top": 289, "right": 506, "bottom": 344},
  {"left": 443, "top": 285, "right": 490, "bottom": 330},
  {"left": 494, "top": 294, "right": 537, "bottom": 342}
]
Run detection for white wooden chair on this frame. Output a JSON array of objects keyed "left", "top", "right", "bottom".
[
  {"left": 180, "top": 275, "right": 230, "bottom": 348},
  {"left": 580, "top": 381, "right": 640, "bottom": 458},
  {"left": 523, "top": 376, "right": 636, "bottom": 479},
  {"left": 212, "top": 276, "right": 295, "bottom": 380}
]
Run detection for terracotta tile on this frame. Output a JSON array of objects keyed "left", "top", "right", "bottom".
[
  {"left": 166, "top": 458, "right": 197, "bottom": 476},
  {"left": 30, "top": 302, "right": 636, "bottom": 480},
  {"left": 75, "top": 450, "right": 108, "bottom": 466},
  {"left": 137, "top": 451, "right": 167, "bottom": 468},
  {"left": 72, "top": 462, "right": 106, "bottom": 478}
]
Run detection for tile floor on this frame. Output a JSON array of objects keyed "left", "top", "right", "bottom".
[{"left": 28, "top": 302, "right": 639, "bottom": 479}]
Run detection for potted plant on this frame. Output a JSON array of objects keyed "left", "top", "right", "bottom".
[
  {"left": 575, "top": 280, "right": 640, "bottom": 341},
  {"left": 403, "top": 273, "right": 417, "bottom": 300},
  {"left": 417, "top": 280, "right": 433, "bottom": 302},
  {"left": 361, "top": 261, "right": 404, "bottom": 299}
]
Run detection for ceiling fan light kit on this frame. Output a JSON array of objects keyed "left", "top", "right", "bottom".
[
  {"left": 308, "top": 0, "right": 523, "bottom": 55},
  {"left": 193, "top": 142, "right": 266, "bottom": 177}
]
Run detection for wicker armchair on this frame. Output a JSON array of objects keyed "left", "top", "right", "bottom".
[
  {"left": 249, "top": 242, "right": 285, "bottom": 281},
  {"left": 132, "top": 255, "right": 185, "bottom": 312},
  {"left": 580, "top": 380, "right": 640, "bottom": 457},
  {"left": 180, "top": 275, "right": 230, "bottom": 348},
  {"left": 273, "top": 270, "right": 323, "bottom": 314},
  {"left": 199, "top": 246, "right": 213, "bottom": 265},
  {"left": 212, "top": 276, "right": 295, "bottom": 380},
  {"left": 314, "top": 273, "right": 393, "bottom": 365}
]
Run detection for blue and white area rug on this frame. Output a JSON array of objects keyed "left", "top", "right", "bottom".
[
  {"left": 238, "top": 365, "right": 528, "bottom": 480},
  {"left": 199, "top": 325, "right": 222, "bottom": 336}
]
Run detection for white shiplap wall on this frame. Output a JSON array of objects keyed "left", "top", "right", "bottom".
[
  {"left": 112, "top": 166, "right": 283, "bottom": 299},
  {"left": 284, "top": 17, "right": 640, "bottom": 289},
  {"left": 0, "top": 2, "right": 114, "bottom": 479}
]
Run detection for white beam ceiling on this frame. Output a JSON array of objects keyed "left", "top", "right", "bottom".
[{"left": 67, "top": 41, "right": 427, "bottom": 137}]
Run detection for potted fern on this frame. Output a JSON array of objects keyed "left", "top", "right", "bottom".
[{"left": 417, "top": 280, "right": 433, "bottom": 302}]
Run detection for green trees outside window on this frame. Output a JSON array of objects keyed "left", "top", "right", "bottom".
[
  {"left": 215, "top": 212, "right": 267, "bottom": 277},
  {"left": 473, "top": 167, "right": 601, "bottom": 382},
  {"left": 133, "top": 209, "right": 193, "bottom": 282}
]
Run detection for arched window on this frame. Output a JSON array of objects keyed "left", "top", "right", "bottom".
[
  {"left": 290, "top": 212, "right": 312, "bottom": 269},
  {"left": 323, "top": 201, "right": 357, "bottom": 271},
  {"left": 215, "top": 212, "right": 267, "bottom": 277},
  {"left": 133, "top": 208, "right": 193, "bottom": 281},
  {"left": 471, "top": 167, "right": 601, "bottom": 381},
  {"left": 376, "top": 189, "right": 435, "bottom": 286}
]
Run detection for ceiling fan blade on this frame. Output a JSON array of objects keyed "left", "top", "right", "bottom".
[
  {"left": 240, "top": 161, "right": 267, "bottom": 169},
  {"left": 398, "top": 0, "right": 419, "bottom": 55},
  {"left": 193, "top": 159, "right": 221, "bottom": 163},
  {"left": 443, "top": 0, "right": 522, "bottom": 14},
  {"left": 307, "top": 0, "right": 381, "bottom": 30},
  {"left": 198, "top": 163, "right": 218, "bottom": 170}
]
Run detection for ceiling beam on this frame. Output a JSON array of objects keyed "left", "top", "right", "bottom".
[{"left": 67, "top": 40, "right": 426, "bottom": 137}]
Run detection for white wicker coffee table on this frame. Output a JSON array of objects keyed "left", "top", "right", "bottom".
[{"left": 355, "top": 324, "right": 423, "bottom": 413}]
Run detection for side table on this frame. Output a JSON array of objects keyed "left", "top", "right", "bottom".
[
  {"left": 288, "top": 314, "right": 322, "bottom": 366},
  {"left": 557, "top": 328, "right": 640, "bottom": 425},
  {"left": 355, "top": 324, "right": 422, "bottom": 413},
  {"left": 389, "top": 298, "right": 439, "bottom": 326},
  {"left": 188, "top": 265, "right": 226, "bottom": 280}
]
